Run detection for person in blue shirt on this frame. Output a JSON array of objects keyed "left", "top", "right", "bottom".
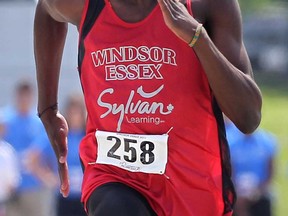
[
  {"left": 3, "top": 80, "right": 52, "bottom": 216},
  {"left": 57, "top": 94, "right": 86, "bottom": 216},
  {"left": 226, "top": 120, "right": 277, "bottom": 216},
  {"left": 30, "top": 94, "right": 87, "bottom": 216}
]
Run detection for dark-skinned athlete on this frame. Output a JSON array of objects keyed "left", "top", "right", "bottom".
[{"left": 34, "top": 0, "right": 262, "bottom": 215}]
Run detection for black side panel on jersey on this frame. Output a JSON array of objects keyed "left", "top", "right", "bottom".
[
  {"left": 212, "top": 98, "right": 236, "bottom": 214},
  {"left": 78, "top": 0, "right": 105, "bottom": 76}
]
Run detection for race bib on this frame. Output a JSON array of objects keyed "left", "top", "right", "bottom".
[{"left": 95, "top": 130, "right": 168, "bottom": 174}]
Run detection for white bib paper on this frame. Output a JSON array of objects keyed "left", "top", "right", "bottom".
[{"left": 95, "top": 130, "right": 168, "bottom": 174}]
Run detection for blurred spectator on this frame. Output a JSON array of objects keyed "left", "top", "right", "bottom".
[
  {"left": 58, "top": 94, "right": 86, "bottom": 216},
  {"left": 226, "top": 121, "right": 277, "bottom": 216},
  {"left": 30, "top": 94, "right": 87, "bottom": 216},
  {"left": 0, "top": 112, "right": 20, "bottom": 216},
  {"left": 3, "top": 80, "right": 52, "bottom": 216}
]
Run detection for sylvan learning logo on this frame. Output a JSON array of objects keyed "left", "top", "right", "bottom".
[{"left": 91, "top": 46, "right": 177, "bottom": 131}]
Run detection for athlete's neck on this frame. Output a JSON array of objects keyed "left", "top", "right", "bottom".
[
  {"left": 109, "top": 0, "right": 157, "bottom": 23},
  {"left": 110, "top": 0, "right": 156, "bottom": 6}
]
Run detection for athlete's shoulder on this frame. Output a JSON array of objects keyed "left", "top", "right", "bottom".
[
  {"left": 195, "top": 0, "right": 242, "bottom": 20},
  {"left": 38, "top": 0, "right": 85, "bottom": 26},
  {"left": 206, "top": 0, "right": 242, "bottom": 20}
]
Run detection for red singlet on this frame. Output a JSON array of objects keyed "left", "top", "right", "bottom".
[{"left": 78, "top": 0, "right": 234, "bottom": 215}]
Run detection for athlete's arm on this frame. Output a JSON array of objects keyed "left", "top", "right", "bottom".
[
  {"left": 34, "top": 0, "right": 83, "bottom": 197},
  {"left": 196, "top": 0, "right": 262, "bottom": 133},
  {"left": 158, "top": 0, "right": 262, "bottom": 134}
]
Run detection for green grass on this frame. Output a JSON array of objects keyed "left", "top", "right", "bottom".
[{"left": 255, "top": 73, "right": 288, "bottom": 216}]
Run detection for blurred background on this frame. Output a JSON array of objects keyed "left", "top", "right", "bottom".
[{"left": 0, "top": 0, "right": 287, "bottom": 216}]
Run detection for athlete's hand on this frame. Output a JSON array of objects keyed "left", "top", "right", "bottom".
[
  {"left": 157, "top": 0, "right": 199, "bottom": 44},
  {"left": 40, "top": 111, "right": 69, "bottom": 197}
]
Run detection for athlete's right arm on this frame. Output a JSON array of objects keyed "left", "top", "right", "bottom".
[{"left": 34, "top": 0, "right": 84, "bottom": 197}]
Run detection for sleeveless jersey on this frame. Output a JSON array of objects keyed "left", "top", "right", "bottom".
[{"left": 78, "top": 0, "right": 235, "bottom": 215}]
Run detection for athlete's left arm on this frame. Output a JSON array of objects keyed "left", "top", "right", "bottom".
[{"left": 158, "top": 0, "right": 262, "bottom": 134}]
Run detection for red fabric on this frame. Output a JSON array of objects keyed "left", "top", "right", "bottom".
[
  {"left": 187, "top": 0, "right": 193, "bottom": 15},
  {"left": 78, "top": 1, "right": 226, "bottom": 215}
]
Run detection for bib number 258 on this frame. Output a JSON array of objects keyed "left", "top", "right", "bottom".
[
  {"left": 95, "top": 130, "right": 168, "bottom": 174},
  {"left": 107, "top": 136, "right": 155, "bottom": 165}
]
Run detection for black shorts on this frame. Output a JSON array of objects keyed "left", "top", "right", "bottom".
[
  {"left": 57, "top": 196, "right": 86, "bottom": 216},
  {"left": 87, "top": 182, "right": 157, "bottom": 216}
]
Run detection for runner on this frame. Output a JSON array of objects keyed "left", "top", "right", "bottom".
[{"left": 34, "top": 0, "right": 262, "bottom": 215}]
